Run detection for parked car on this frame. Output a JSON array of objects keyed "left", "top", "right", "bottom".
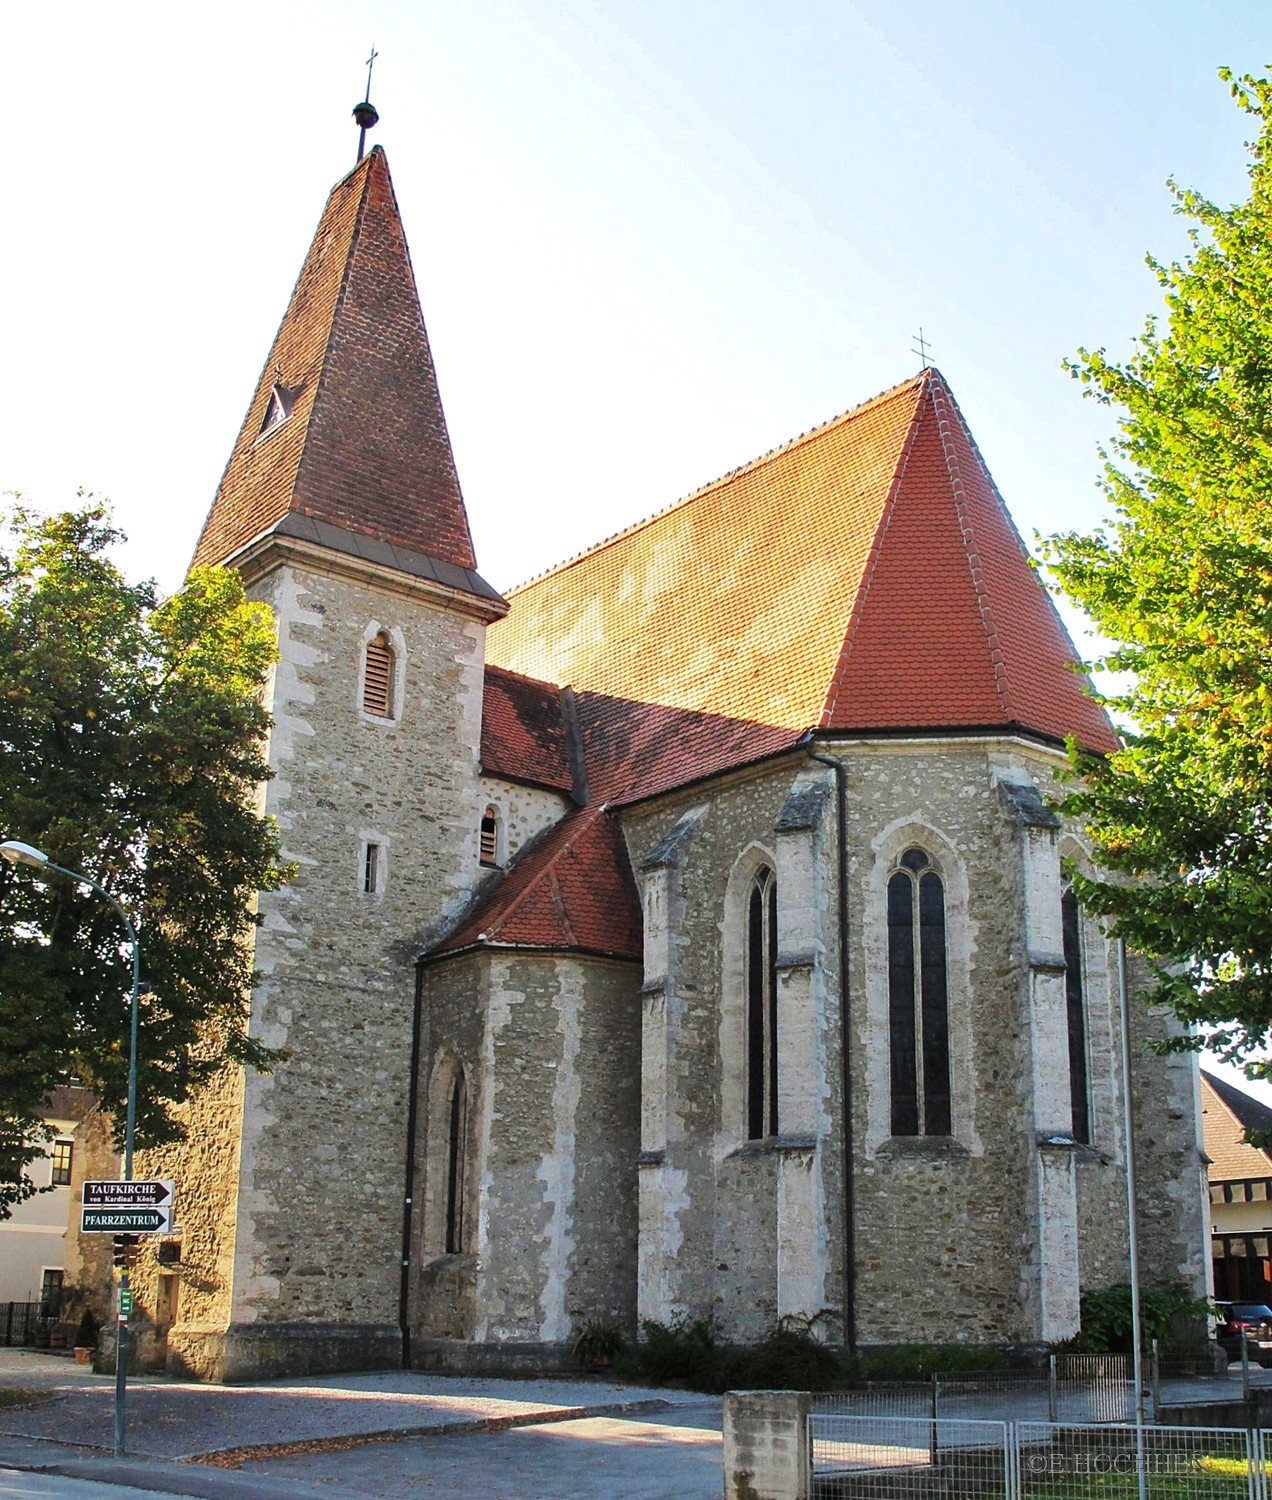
[{"left": 1215, "top": 1302, "right": 1272, "bottom": 1365}]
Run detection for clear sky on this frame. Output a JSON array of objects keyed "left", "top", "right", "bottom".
[{"left": 3, "top": 4, "right": 1270, "bottom": 1093}]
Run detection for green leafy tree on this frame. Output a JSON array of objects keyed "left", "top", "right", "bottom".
[
  {"left": 0, "top": 500, "right": 290, "bottom": 1215},
  {"left": 1043, "top": 71, "right": 1272, "bottom": 1077}
]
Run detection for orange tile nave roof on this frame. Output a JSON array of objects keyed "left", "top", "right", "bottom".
[{"left": 484, "top": 367, "right": 1117, "bottom": 796}]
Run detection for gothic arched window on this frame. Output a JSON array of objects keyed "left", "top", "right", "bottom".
[
  {"left": 747, "top": 867, "right": 778, "bottom": 1140},
  {"left": 445, "top": 1070, "right": 468, "bottom": 1254},
  {"left": 887, "top": 847, "right": 951, "bottom": 1137},
  {"left": 363, "top": 631, "right": 395, "bottom": 718},
  {"left": 1061, "top": 888, "right": 1091, "bottom": 1144}
]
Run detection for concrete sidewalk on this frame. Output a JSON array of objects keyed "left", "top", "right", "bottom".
[{"left": 0, "top": 1349, "right": 723, "bottom": 1498}]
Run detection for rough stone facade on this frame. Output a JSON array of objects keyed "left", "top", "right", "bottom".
[
  {"left": 133, "top": 551, "right": 500, "bottom": 1380},
  {"left": 612, "top": 739, "right": 1208, "bottom": 1351},
  {"left": 413, "top": 951, "right": 640, "bottom": 1367}
]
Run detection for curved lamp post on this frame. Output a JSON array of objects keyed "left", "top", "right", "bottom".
[{"left": 1, "top": 839, "right": 140, "bottom": 1459}]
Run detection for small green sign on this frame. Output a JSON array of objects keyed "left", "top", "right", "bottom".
[{"left": 119, "top": 1289, "right": 133, "bottom": 1316}]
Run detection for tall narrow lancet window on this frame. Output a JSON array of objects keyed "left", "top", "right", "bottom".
[
  {"left": 746, "top": 867, "right": 778, "bottom": 1139},
  {"left": 363, "top": 631, "right": 395, "bottom": 718},
  {"left": 445, "top": 1070, "right": 468, "bottom": 1254},
  {"left": 887, "top": 848, "right": 951, "bottom": 1136},
  {"left": 1061, "top": 888, "right": 1091, "bottom": 1144}
]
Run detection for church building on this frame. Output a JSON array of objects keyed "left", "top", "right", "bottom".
[{"left": 129, "top": 143, "right": 1208, "bottom": 1381}]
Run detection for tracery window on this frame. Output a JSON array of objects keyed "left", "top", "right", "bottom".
[
  {"left": 363, "top": 631, "right": 395, "bottom": 718},
  {"left": 887, "top": 847, "right": 951, "bottom": 1136},
  {"left": 746, "top": 866, "right": 778, "bottom": 1140},
  {"left": 445, "top": 1070, "right": 468, "bottom": 1254},
  {"left": 1061, "top": 888, "right": 1091, "bottom": 1144}
]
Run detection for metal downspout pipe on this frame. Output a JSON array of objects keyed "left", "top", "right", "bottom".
[{"left": 805, "top": 742, "right": 856, "bottom": 1353}]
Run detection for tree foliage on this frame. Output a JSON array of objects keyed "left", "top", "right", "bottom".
[
  {"left": 1043, "top": 72, "right": 1272, "bottom": 1076},
  {"left": 0, "top": 501, "right": 290, "bottom": 1214}
]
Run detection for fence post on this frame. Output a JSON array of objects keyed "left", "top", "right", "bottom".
[
  {"left": 1243, "top": 1330, "right": 1252, "bottom": 1403},
  {"left": 1150, "top": 1339, "right": 1160, "bottom": 1421},
  {"left": 1048, "top": 1354, "right": 1057, "bottom": 1423},
  {"left": 930, "top": 1374, "right": 938, "bottom": 1467}
]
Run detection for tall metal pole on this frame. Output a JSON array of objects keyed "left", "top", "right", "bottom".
[
  {"left": 0, "top": 843, "right": 140, "bottom": 1461},
  {"left": 1117, "top": 936, "right": 1147, "bottom": 1500}
]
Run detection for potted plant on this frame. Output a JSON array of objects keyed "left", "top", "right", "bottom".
[
  {"left": 571, "top": 1318, "right": 625, "bottom": 1372},
  {"left": 73, "top": 1309, "right": 99, "bottom": 1366}
]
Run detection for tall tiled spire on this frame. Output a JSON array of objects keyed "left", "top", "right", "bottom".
[{"left": 192, "top": 148, "right": 497, "bottom": 604}]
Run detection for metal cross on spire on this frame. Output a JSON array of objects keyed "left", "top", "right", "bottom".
[
  {"left": 912, "top": 327, "right": 933, "bottom": 370},
  {"left": 353, "top": 46, "right": 380, "bottom": 163}
]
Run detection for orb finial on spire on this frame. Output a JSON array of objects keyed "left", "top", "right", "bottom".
[{"left": 353, "top": 46, "right": 379, "bottom": 162}]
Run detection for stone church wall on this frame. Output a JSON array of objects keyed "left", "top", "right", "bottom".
[
  {"left": 413, "top": 950, "right": 640, "bottom": 1368},
  {"left": 619, "top": 756, "right": 841, "bottom": 1343},
  {"left": 618, "top": 737, "right": 1206, "bottom": 1353},
  {"left": 475, "top": 775, "right": 571, "bottom": 866}
]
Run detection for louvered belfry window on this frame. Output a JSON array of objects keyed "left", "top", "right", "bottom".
[
  {"left": 479, "top": 807, "right": 499, "bottom": 866},
  {"left": 363, "top": 632, "right": 394, "bottom": 718}
]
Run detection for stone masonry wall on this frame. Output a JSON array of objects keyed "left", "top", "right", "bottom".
[
  {"left": 415, "top": 951, "right": 640, "bottom": 1354},
  {"left": 475, "top": 774, "right": 571, "bottom": 867},
  {"left": 620, "top": 758, "right": 841, "bottom": 1343},
  {"left": 617, "top": 737, "right": 1206, "bottom": 1352},
  {"left": 155, "top": 555, "right": 493, "bottom": 1377}
]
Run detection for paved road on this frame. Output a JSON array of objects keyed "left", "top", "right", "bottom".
[
  {"left": 1, "top": 1346, "right": 1263, "bottom": 1499},
  {"left": 0, "top": 1350, "right": 722, "bottom": 1498}
]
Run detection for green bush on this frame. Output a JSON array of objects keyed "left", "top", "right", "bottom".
[
  {"left": 617, "top": 1316, "right": 724, "bottom": 1389},
  {"left": 1078, "top": 1281, "right": 1211, "bottom": 1353},
  {"left": 571, "top": 1317, "right": 625, "bottom": 1368}
]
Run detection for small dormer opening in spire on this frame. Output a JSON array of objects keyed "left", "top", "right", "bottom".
[{"left": 258, "top": 382, "right": 298, "bottom": 438}]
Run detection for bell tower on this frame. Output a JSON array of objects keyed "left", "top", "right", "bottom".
[{"left": 155, "top": 143, "right": 506, "bottom": 1381}]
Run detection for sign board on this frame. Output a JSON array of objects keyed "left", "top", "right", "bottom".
[
  {"left": 119, "top": 1289, "right": 133, "bottom": 1316},
  {"left": 82, "top": 1205, "right": 173, "bottom": 1234},
  {"left": 82, "top": 1180, "right": 173, "bottom": 1208},
  {"left": 80, "top": 1181, "right": 177, "bottom": 1235}
]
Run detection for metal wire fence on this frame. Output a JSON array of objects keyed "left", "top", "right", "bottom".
[
  {"left": 810, "top": 1357, "right": 1134, "bottom": 1426},
  {"left": 807, "top": 1417, "right": 1267, "bottom": 1500},
  {"left": 1015, "top": 1422, "right": 1259, "bottom": 1500},
  {"left": 810, "top": 1414, "right": 1011, "bottom": 1500}
]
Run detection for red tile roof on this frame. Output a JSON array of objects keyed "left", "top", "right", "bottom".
[
  {"left": 574, "top": 690, "right": 801, "bottom": 806},
  {"left": 480, "top": 665, "right": 575, "bottom": 794},
  {"left": 1202, "top": 1071, "right": 1272, "bottom": 1182},
  {"left": 192, "top": 148, "right": 481, "bottom": 586},
  {"left": 433, "top": 806, "right": 642, "bottom": 961},
  {"left": 483, "top": 368, "right": 1117, "bottom": 798}
]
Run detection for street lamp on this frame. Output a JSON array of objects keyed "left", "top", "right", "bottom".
[{"left": 1, "top": 838, "right": 141, "bottom": 1460}]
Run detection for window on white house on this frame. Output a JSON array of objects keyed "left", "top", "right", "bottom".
[
  {"left": 50, "top": 1140, "right": 72, "bottom": 1187},
  {"left": 39, "top": 1269, "right": 63, "bottom": 1316}
]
